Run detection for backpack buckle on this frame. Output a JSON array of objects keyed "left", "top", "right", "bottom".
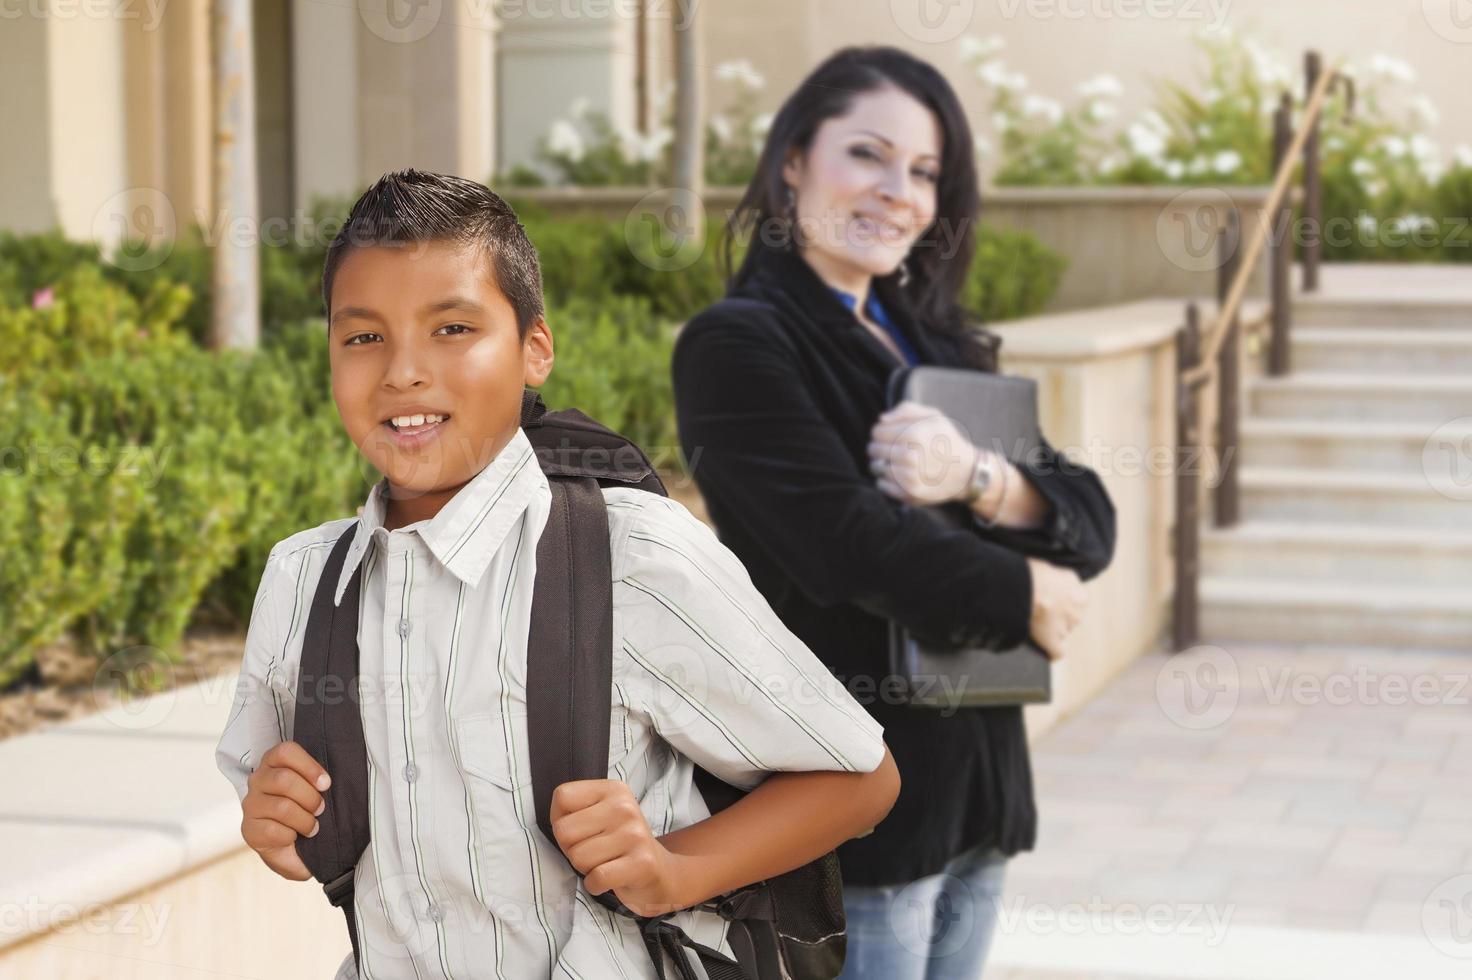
[{"left": 323, "top": 867, "right": 356, "bottom": 908}]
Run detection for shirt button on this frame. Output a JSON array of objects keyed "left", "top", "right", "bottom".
[
  {"left": 397, "top": 618, "right": 412, "bottom": 638},
  {"left": 404, "top": 762, "right": 419, "bottom": 783}
]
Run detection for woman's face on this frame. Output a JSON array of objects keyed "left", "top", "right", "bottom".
[{"left": 782, "top": 85, "right": 942, "bottom": 285}]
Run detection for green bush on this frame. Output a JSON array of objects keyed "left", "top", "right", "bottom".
[{"left": 965, "top": 223, "right": 1069, "bottom": 322}]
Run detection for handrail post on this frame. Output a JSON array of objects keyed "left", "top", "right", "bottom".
[
  {"left": 1215, "top": 207, "right": 1241, "bottom": 527},
  {"left": 1303, "top": 51, "right": 1323, "bottom": 292},
  {"left": 1173, "top": 303, "right": 1202, "bottom": 652},
  {"left": 1269, "top": 92, "right": 1294, "bottom": 376}
]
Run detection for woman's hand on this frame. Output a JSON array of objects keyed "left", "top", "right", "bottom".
[
  {"left": 1027, "top": 557, "right": 1087, "bottom": 661},
  {"left": 866, "top": 400, "right": 979, "bottom": 506},
  {"left": 551, "top": 778, "right": 690, "bottom": 917}
]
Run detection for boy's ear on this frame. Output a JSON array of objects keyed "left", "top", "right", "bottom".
[{"left": 522, "top": 316, "right": 554, "bottom": 387}]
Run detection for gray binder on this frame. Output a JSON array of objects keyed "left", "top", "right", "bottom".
[{"left": 884, "top": 365, "right": 1052, "bottom": 708}]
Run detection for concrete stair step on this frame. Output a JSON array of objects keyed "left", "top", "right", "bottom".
[
  {"left": 1199, "top": 576, "right": 1472, "bottom": 649},
  {"left": 1238, "top": 466, "right": 1472, "bottom": 528},
  {"left": 1292, "top": 327, "right": 1472, "bottom": 373},
  {"left": 1293, "top": 295, "right": 1472, "bottom": 328},
  {"left": 1200, "top": 519, "right": 1472, "bottom": 588},
  {"left": 1238, "top": 417, "right": 1472, "bottom": 472},
  {"left": 1248, "top": 372, "right": 1472, "bottom": 422}
]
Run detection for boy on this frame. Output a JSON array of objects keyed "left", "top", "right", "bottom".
[{"left": 214, "top": 169, "right": 899, "bottom": 979}]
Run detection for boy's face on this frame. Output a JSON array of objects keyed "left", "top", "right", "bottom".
[{"left": 328, "top": 240, "right": 553, "bottom": 528}]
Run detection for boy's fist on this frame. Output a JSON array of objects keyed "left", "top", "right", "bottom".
[
  {"left": 241, "top": 740, "right": 332, "bottom": 881},
  {"left": 550, "top": 779, "right": 687, "bottom": 918}
]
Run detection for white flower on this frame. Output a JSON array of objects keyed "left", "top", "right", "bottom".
[
  {"left": 1077, "top": 73, "right": 1123, "bottom": 100},
  {"left": 1098, "top": 153, "right": 1121, "bottom": 175},
  {"left": 1410, "top": 134, "right": 1439, "bottom": 161},
  {"left": 1421, "top": 159, "right": 1445, "bottom": 184},
  {"left": 1411, "top": 95, "right": 1440, "bottom": 127},
  {"left": 753, "top": 112, "right": 774, "bottom": 136},
  {"left": 1260, "top": 95, "right": 1281, "bottom": 117},
  {"left": 623, "top": 126, "right": 672, "bottom": 163},
  {"left": 1364, "top": 178, "right": 1387, "bottom": 198},
  {"left": 1352, "top": 158, "right": 1377, "bottom": 179},
  {"left": 960, "top": 34, "right": 1006, "bottom": 61},
  {"left": 568, "top": 97, "right": 591, "bottom": 120},
  {"left": 977, "top": 60, "right": 1028, "bottom": 92},
  {"left": 1380, "top": 135, "right": 1408, "bottom": 158},
  {"left": 1126, "top": 122, "right": 1166, "bottom": 159},
  {"left": 709, "top": 114, "right": 732, "bottom": 143},
  {"left": 1455, "top": 145, "right": 1472, "bottom": 169},
  {"left": 1087, "top": 101, "right": 1117, "bottom": 123},
  {"left": 1164, "top": 159, "right": 1186, "bottom": 180},
  {"left": 715, "top": 59, "right": 765, "bottom": 91},
  {"left": 1388, "top": 213, "right": 1434, "bottom": 235},
  {"left": 1201, "top": 87, "right": 1221, "bottom": 106},
  {"left": 1326, "top": 134, "right": 1345, "bottom": 153},
  {"left": 1021, "top": 94, "right": 1063, "bottom": 125},
  {"left": 1213, "top": 149, "right": 1243, "bottom": 175},
  {"left": 992, "top": 111, "right": 1012, "bottom": 133},
  {"left": 546, "top": 119, "right": 584, "bottom": 162},
  {"left": 1195, "top": 122, "right": 1212, "bottom": 139},
  {"left": 1367, "top": 53, "right": 1415, "bottom": 84}
]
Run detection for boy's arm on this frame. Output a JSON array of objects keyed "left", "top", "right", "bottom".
[
  {"left": 215, "top": 545, "right": 296, "bottom": 803},
  {"left": 657, "top": 748, "right": 900, "bottom": 908}
]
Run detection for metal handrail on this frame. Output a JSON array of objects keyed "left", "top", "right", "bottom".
[{"left": 1182, "top": 59, "right": 1351, "bottom": 390}]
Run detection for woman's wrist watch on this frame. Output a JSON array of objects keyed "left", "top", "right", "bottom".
[{"left": 965, "top": 446, "right": 1009, "bottom": 527}]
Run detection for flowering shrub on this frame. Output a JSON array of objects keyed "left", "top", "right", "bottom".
[
  {"left": 505, "top": 61, "right": 774, "bottom": 188},
  {"left": 963, "top": 29, "right": 1472, "bottom": 261}
]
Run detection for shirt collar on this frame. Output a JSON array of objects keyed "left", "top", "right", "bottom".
[{"left": 333, "top": 425, "right": 547, "bottom": 606}]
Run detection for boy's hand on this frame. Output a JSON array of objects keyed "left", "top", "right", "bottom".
[
  {"left": 241, "top": 740, "right": 332, "bottom": 882},
  {"left": 550, "top": 779, "right": 688, "bottom": 918}
]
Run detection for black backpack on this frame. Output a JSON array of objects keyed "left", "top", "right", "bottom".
[{"left": 291, "top": 388, "right": 848, "bottom": 980}]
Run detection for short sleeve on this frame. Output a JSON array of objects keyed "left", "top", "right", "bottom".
[
  {"left": 213, "top": 543, "right": 300, "bottom": 804},
  {"left": 612, "top": 493, "right": 887, "bottom": 791}
]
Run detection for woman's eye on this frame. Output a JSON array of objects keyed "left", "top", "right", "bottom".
[
  {"left": 851, "top": 145, "right": 882, "bottom": 162},
  {"left": 915, "top": 169, "right": 940, "bottom": 184}
]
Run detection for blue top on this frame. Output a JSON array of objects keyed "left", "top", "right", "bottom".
[{"left": 830, "top": 287, "right": 921, "bottom": 366}]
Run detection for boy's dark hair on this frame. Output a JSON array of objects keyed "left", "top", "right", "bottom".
[{"left": 321, "top": 169, "right": 544, "bottom": 339}]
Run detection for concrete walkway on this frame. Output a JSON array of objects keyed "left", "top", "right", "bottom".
[{"left": 988, "top": 642, "right": 1472, "bottom": 979}]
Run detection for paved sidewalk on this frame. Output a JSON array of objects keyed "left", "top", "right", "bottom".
[{"left": 986, "top": 642, "right": 1472, "bottom": 980}]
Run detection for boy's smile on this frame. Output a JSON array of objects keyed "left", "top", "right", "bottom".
[{"left": 327, "top": 239, "right": 553, "bottom": 530}]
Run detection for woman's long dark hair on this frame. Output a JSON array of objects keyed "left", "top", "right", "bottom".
[{"left": 721, "top": 45, "right": 999, "bottom": 372}]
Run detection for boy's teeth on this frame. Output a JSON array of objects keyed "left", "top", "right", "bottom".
[{"left": 390, "top": 414, "right": 446, "bottom": 431}]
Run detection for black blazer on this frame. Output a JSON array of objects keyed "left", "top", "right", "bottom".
[{"left": 671, "top": 244, "right": 1117, "bottom": 886}]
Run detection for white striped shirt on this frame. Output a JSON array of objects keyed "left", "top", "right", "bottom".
[{"left": 215, "top": 425, "right": 887, "bottom": 979}]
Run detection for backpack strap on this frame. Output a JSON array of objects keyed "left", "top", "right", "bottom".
[
  {"left": 293, "top": 521, "right": 371, "bottom": 972},
  {"left": 527, "top": 477, "right": 750, "bottom": 980}
]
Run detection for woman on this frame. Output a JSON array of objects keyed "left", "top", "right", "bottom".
[{"left": 670, "top": 46, "right": 1117, "bottom": 978}]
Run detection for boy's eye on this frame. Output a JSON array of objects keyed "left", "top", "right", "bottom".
[
  {"left": 436, "top": 322, "right": 471, "bottom": 336},
  {"left": 344, "top": 332, "right": 379, "bottom": 346}
]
